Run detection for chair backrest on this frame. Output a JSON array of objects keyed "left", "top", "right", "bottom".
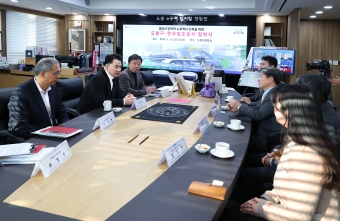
[
  {"left": 140, "top": 70, "right": 154, "bottom": 86},
  {"left": 55, "top": 77, "right": 83, "bottom": 109},
  {"left": 0, "top": 88, "right": 15, "bottom": 130},
  {"left": 85, "top": 73, "right": 95, "bottom": 85},
  {"left": 177, "top": 72, "right": 198, "bottom": 81},
  {"left": 152, "top": 70, "right": 172, "bottom": 87}
]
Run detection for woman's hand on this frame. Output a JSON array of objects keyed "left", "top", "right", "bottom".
[{"left": 240, "top": 197, "right": 263, "bottom": 217}]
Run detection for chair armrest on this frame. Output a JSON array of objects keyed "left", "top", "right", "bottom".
[
  {"left": 66, "top": 107, "right": 81, "bottom": 119},
  {"left": 0, "top": 130, "right": 26, "bottom": 144}
]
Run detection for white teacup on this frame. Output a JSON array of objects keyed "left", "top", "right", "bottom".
[
  {"left": 226, "top": 96, "right": 234, "bottom": 101},
  {"left": 215, "top": 142, "right": 230, "bottom": 155},
  {"left": 230, "top": 119, "right": 241, "bottom": 129},
  {"left": 103, "top": 100, "right": 112, "bottom": 111}
]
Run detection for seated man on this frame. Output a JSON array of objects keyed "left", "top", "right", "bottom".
[
  {"left": 119, "top": 54, "right": 156, "bottom": 97},
  {"left": 240, "top": 55, "right": 278, "bottom": 105},
  {"left": 279, "top": 53, "right": 292, "bottom": 67},
  {"left": 228, "top": 67, "right": 284, "bottom": 152},
  {"left": 236, "top": 74, "right": 340, "bottom": 203},
  {"left": 8, "top": 58, "right": 69, "bottom": 139},
  {"left": 77, "top": 54, "right": 136, "bottom": 114}
]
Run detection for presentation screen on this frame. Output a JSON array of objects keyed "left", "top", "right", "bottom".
[
  {"left": 251, "top": 48, "right": 296, "bottom": 75},
  {"left": 122, "top": 24, "right": 248, "bottom": 74}
]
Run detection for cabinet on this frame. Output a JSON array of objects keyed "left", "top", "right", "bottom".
[
  {"left": 263, "top": 22, "right": 283, "bottom": 47},
  {"left": 92, "top": 20, "right": 115, "bottom": 51}
]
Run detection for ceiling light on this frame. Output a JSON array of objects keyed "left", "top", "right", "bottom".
[
  {"left": 104, "top": 13, "right": 109, "bottom": 15},
  {"left": 72, "top": 13, "right": 77, "bottom": 15},
  {"left": 46, "top": 7, "right": 53, "bottom": 10},
  {"left": 263, "top": 14, "right": 270, "bottom": 16},
  {"left": 324, "top": 6, "right": 333, "bottom": 9},
  {"left": 188, "top": 9, "right": 193, "bottom": 11},
  {"left": 11, "top": 0, "right": 18, "bottom": 2},
  {"left": 206, "top": 6, "right": 215, "bottom": 9},
  {"left": 315, "top": 11, "right": 323, "bottom": 14},
  {"left": 310, "top": 15, "right": 317, "bottom": 18},
  {"left": 139, "top": 14, "right": 146, "bottom": 16},
  {"left": 177, "top": 13, "right": 183, "bottom": 16},
  {"left": 218, "top": 14, "right": 224, "bottom": 17}
]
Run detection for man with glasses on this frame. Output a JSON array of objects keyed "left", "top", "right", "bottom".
[
  {"left": 8, "top": 58, "right": 69, "bottom": 139},
  {"left": 119, "top": 54, "right": 156, "bottom": 96},
  {"left": 77, "top": 53, "right": 136, "bottom": 114}
]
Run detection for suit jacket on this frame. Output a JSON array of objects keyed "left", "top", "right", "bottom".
[
  {"left": 8, "top": 78, "right": 69, "bottom": 139},
  {"left": 239, "top": 88, "right": 283, "bottom": 150},
  {"left": 259, "top": 141, "right": 340, "bottom": 221},
  {"left": 119, "top": 68, "right": 147, "bottom": 96},
  {"left": 322, "top": 102, "right": 340, "bottom": 152},
  {"left": 77, "top": 69, "right": 124, "bottom": 114}
]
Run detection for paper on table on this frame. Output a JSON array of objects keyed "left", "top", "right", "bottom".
[
  {"left": 0, "top": 147, "right": 53, "bottom": 164},
  {"left": 226, "top": 87, "right": 235, "bottom": 91},
  {"left": 0, "top": 143, "right": 33, "bottom": 157}
]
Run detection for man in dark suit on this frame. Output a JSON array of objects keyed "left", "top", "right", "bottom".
[
  {"left": 119, "top": 54, "right": 156, "bottom": 97},
  {"left": 8, "top": 58, "right": 69, "bottom": 139},
  {"left": 77, "top": 54, "right": 136, "bottom": 114},
  {"left": 228, "top": 67, "right": 283, "bottom": 152}
]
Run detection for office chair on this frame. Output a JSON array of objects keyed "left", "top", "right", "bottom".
[
  {"left": 0, "top": 88, "right": 26, "bottom": 144},
  {"left": 55, "top": 77, "right": 83, "bottom": 119},
  {"left": 85, "top": 73, "right": 95, "bottom": 85},
  {"left": 152, "top": 70, "right": 172, "bottom": 87},
  {"left": 140, "top": 70, "right": 155, "bottom": 86},
  {"left": 177, "top": 72, "right": 198, "bottom": 82}
]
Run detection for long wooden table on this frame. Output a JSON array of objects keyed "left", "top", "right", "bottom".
[{"left": 1, "top": 91, "right": 251, "bottom": 221}]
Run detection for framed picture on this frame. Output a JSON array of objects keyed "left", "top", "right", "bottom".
[
  {"left": 103, "top": 36, "right": 113, "bottom": 43},
  {"left": 69, "top": 28, "right": 86, "bottom": 51},
  {"left": 74, "top": 21, "right": 82, "bottom": 28}
]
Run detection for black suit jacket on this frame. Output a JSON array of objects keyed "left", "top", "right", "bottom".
[
  {"left": 77, "top": 69, "right": 125, "bottom": 114},
  {"left": 8, "top": 78, "right": 69, "bottom": 139}
]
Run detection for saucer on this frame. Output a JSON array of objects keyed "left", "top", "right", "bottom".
[
  {"left": 195, "top": 144, "right": 211, "bottom": 153},
  {"left": 227, "top": 124, "right": 245, "bottom": 130},
  {"left": 213, "top": 121, "right": 225, "bottom": 127},
  {"left": 112, "top": 107, "right": 122, "bottom": 113},
  {"left": 210, "top": 149, "right": 234, "bottom": 158}
]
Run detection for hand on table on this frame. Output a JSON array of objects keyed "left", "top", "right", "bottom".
[
  {"left": 124, "top": 93, "right": 136, "bottom": 105},
  {"left": 227, "top": 99, "right": 241, "bottom": 112},
  {"left": 240, "top": 97, "right": 251, "bottom": 105},
  {"left": 146, "top": 86, "right": 156, "bottom": 94}
]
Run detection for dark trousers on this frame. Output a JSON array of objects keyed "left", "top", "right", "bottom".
[{"left": 219, "top": 204, "right": 267, "bottom": 221}]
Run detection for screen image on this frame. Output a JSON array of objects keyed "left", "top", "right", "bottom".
[
  {"left": 251, "top": 48, "right": 296, "bottom": 74},
  {"left": 122, "top": 24, "right": 248, "bottom": 74}
]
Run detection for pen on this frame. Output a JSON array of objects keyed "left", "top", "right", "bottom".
[
  {"left": 128, "top": 135, "right": 139, "bottom": 143},
  {"left": 139, "top": 136, "right": 150, "bottom": 145}
]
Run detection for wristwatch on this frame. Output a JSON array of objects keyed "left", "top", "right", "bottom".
[{"left": 237, "top": 104, "right": 241, "bottom": 110}]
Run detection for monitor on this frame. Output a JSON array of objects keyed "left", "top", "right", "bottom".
[{"left": 251, "top": 48, "right": 296, "bottom": 74}]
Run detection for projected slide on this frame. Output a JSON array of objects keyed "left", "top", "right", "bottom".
[{"left": 122, "top": 24, "right": 248, "bottom": 74}]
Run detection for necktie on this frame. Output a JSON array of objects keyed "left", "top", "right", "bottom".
[{"left": 261, "top": 94, "right": 265, "bottom": 103}]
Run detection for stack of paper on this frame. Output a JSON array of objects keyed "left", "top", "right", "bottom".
[{"left": 0, "top": 143, "right": 50, "bottom": 164}]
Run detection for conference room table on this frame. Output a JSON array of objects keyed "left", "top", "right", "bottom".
[{"left": 0, "top": 90, "right": 251, "bottom": 221}]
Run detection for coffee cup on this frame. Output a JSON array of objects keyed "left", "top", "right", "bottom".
[
  {"left": 227, "top": 96, "right": 234, "bottom": 101},
  {"left": 215, "top": 142, "right": 230, "bottom": 155},
  {"left": 230, "top": 119, "right": 241, "bottom": 129},
  {"left": 103, "top": 100, "right": 112, "bottom": 111}
]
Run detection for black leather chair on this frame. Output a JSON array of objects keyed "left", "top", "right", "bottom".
[
  {"left": 55, "top": 55, "right": 78, "bottom": 68},
  {"left": 55, "top": 77, "right": 83, "bottom": 119},
  {"left": 85, "top": 73, "right": 95, "bottom": 85},
  {"left": 140, "top": 70, "right": 155, "bottom": 86},
  {"left": 0, "top": 88, "right": 26, "bottom": 144}
]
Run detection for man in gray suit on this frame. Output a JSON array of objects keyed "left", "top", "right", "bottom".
[
  {"left": 119, "top": 54, "right": 156, "bottom": 97},
  {"left": 228, "top": 67, "right": 283, "bottom": 152}
]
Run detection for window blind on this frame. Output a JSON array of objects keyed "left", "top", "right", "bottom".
[{"left": 6, "top": 11, "right": 57, "bottom": 64}]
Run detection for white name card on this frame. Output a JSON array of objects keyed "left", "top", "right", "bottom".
[
  {"left": 93, "top": 111, "right": 116, "bottom": 131},
  {"left": 157, "top": 136, "right": 188, "bottom": 167},
  {"left": 193, "top": 116, "right": 210, "bottom": 135},
  {"left": 208, "top": 103, "right": 218, "bottom": 118},
  {"left": 32, "top": 140, "right": 72, "bottom": 178},
  {"left": 131, "top": 97, "right": 147, "bottom": 110},
  {"left": 158, "top": 88, "right": 171, "bottom": 98}
]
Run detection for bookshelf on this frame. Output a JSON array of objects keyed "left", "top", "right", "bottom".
[
  {"left": 263, "top": 22, "right": 283, "bottom": 47},
  {"left": 255, "top": 16, "right": 287, "bottom": 47}
]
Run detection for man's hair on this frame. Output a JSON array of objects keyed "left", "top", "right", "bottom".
[
  {"left": 260, "top": 66, "right": 282, "bottom": 85},
  {"left": 262, "top": 55, "right": 278, "bottom": 67},
  {"left": 296, "top": 74, "right": 331, "bottom": 104},
  {"left": 128, "top": 54, "right": 142, "bottom": 63},
  {"left": 104, "top": 54, "right": 122, "bottom": 65},
  {"left": 34, "top": 58, "right": 59, "bottom": 76}
]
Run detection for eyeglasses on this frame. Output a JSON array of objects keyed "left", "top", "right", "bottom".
[{"left": 49, "top": 70, "right": 61, "bottom": 76}]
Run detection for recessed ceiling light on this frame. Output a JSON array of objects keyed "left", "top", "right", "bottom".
[
  {"left": 202, "top": 0, "right": 206, "bottom": 1},
  {"left": 310, "top": 15, "right": 317, "bottom": 18},
  {"left": 46, "top": 7, "right": 53, "bottom": 10},
  {"left": 263, "top": 14, "right": 270, "bottom": 16},
  {"left": 206, "top": 6, "right": 215, "bottom": 9},
  {"left": 324, "top": 6, "right": 333, "bottom": 9},
  {"left": 315, "top": 11, "right": 323, "bottom": 14},
  {"left": 139, "top": 14, "right": 146, "bottom": 16},
  {"left": 11, "top": 0, "right": 18, "bottom": 2},
  {"left": 104, "top": 13, "right": 109, "bottom": 15},
  {"left": 188, "top": 9, "right": 193, "bottom": 11},
  {"left": 177, "top": 13, "right": 183, "bottom": 16},
  {"left": 72, "top": 13, "right": 77, "bottom": 15},
  {"left": 218, "top": 14, "right": 224, "bottom": 17}
]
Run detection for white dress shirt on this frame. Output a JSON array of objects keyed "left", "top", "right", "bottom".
[{"left": 34, "top": 78, "right": 53, "bottom": 125}]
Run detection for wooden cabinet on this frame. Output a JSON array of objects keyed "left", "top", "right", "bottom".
[
  {"left": 91, "top": 16, "right": 116, "bottom": 53},
  {"left": 255, "top": 16, "right": 287, "bottom": 47},
  {"left": 263, "top": 22, "right": 283, "bottom": 47}
]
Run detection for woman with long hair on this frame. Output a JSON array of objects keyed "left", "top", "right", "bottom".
[{"left": 222, "top": 84, "right": 340, "bottom": 221}]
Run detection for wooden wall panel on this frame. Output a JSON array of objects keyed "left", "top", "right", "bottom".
[
  {"left": 64, "top": 15, "right": 91, "bottom": 53},
  {"left": 57, "top": 19, "right": 66, "bottom": 56},
  {"left": 297, "top": 20, "right": 340, "bottom": 104},
  {"left": 286, "top": 8, "right": 300, "bottom": 84},
  {"left": 0, "top": 10, "right": 6, "bottom": 57},
  {"left": 256, "top": 16, "right": 287, "bottom": 47}
]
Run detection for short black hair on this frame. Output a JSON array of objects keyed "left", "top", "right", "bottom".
[
  {"left": 296, "top": 74, "right": 331, "bottom": 104},
  {"left": 104, "top": 54, "right": 122, "bottom": 65},
  {"left": 128, "top": 54, "right": 142, "bottom": 63},
  {"left": 262, "top": 55, "right": 278, "bottom": 67},
  {"left": 260, "top": 67, "right": 282, "bottom": 85}
]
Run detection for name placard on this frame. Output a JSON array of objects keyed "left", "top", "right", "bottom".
[
  {"left": 193, "top": 116, "right": 210, "bottom": 135},
  {"left": 157, "top": 136, "right": 188, "bottom": 167},
  {"left": 158, "top": 88, "right": 171, "bottom": 98},
  {"left": 131, "top": 97, "right": 147, "bottom": 110},
  {"left": 31, "top": 140, "right": 72, "bottom": 178},
  {"left": 93, "top": 111, "right": 116, "bottom": 131},
  {"left": 208, "top": 103, "right": 218, "bottom": 118}
]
